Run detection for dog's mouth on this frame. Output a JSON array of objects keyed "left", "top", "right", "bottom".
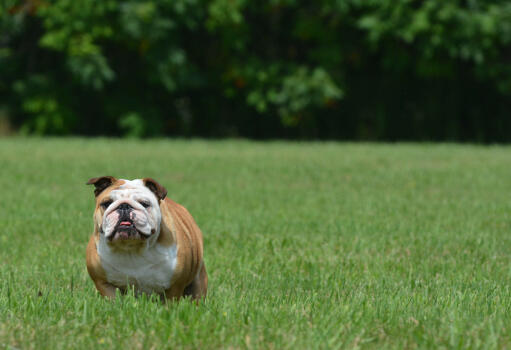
[{"left": 109, "top": 220, "right": 150, "bottom": 241}]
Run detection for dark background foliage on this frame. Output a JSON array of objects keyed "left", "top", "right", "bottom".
[{"left": 1, "top": 0, "right": 511, "bottom": 141}]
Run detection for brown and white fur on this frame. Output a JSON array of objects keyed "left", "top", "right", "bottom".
[{"left": 85, "top": 176, "right": 207, "bottom": 301}]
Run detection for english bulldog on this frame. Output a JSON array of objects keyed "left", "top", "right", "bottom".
[{"left": 85, "top": 176, "right": 207, "bottom": 300}]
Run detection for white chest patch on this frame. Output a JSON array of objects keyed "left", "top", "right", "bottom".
[{"left": 97, "top": 238, "right": 178, "bottom": 295}]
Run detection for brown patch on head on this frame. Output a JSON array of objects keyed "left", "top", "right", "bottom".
[
  {"left": 94, "top": 179, "right": 124, "bottom": 201},
  {"left": 87, "top": 176, "right": 117, "bottom": 197},
  {"left": 143, "top": 178, "right": 167, "bottom": 201},
  {"left": 86, "top": 177, "right": 126, "bottom": 203},
  {"left": 88, "top": 177, "right": 126, "bottom": 235}
]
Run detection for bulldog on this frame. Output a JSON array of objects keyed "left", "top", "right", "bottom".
[{"left": 85, "top": 176, "right": 207, "bottom": 300}]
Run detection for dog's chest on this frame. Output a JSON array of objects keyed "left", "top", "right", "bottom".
[{"left": 98, "top": 243, "right": 178, "bottom": 294}]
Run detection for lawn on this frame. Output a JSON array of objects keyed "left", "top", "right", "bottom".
[{"left": 1, "top": 138, "right": 511, "bottom": 349}]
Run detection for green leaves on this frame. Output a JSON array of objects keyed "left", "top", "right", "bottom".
[
  {"left": 1, "top": 0, "right": 511, "bottom": 138},
  {"left": 119, "top": 1, "right": 175, "bottom": 41},
  {"left": 118, "top": 112, "right": 146, "bottom": 138},
  {"left": 37, "top": 0, "right": 116, "bottom": 89},
  {"left": 206, "top": 0, "right": 246, "bottom": 30},
  {"left": 247, "top": 66, "right": 342, "bottom": 126},
  {"left": 355, "top": 0, "right": 511, "bottom": 65}
]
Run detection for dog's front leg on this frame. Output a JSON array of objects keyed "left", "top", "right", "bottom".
[
  {"left": 164, "top": 284, "right": 185, "bottom": 301},
  {"left": 94, "top": 280, "right": 118, "bottom": 298}
]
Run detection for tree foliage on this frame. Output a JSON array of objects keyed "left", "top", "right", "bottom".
[{"left": 1, "top": 0, "right": 511, "bottom": 140}]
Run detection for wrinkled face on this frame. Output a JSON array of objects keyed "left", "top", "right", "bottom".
[{"left": 95, "top": 179, "right": 162, "bottom": 245}]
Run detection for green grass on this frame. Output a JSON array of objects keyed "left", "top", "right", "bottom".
[{"left": 1, "top": 138, "right": 511, "bottom": 349}]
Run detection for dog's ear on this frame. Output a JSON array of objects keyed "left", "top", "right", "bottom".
[
  {"left": 86, "top": 176, "right": 117, "bottom": 197},
  {"left": 143, "top": 178, "right": 167, "bottom": 201}
]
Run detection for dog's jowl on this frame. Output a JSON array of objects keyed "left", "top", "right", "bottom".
[{"left": 85, "top": 176, "right": 207, "bottom": 300}]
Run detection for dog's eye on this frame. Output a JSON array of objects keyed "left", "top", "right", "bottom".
[
  {"left": 139, "top": 201, "right": 150, "bottom": 208},
  {"left": 101, "top": 200, "right": 113, "bottom": 209}
]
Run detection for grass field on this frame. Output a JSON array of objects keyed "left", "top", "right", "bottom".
[{"left": 1, "top": 138, "right": 511, "bottom": 349}]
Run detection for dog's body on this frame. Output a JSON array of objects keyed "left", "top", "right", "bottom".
[{"left": 86, "top": 177, "right": 207, "bottom": 300}]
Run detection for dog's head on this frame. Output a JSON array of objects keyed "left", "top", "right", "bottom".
[{"left": 87, "top": 176, "right": 167, "bottom": 249}]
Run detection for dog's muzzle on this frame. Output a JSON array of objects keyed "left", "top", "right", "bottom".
[{"left": 108, "top": 203, "right": 150, "bottom": 241}]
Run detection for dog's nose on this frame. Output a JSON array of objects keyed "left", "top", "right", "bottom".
[{"left": 117, "top": 203, "right": 132, "bottom": 211}]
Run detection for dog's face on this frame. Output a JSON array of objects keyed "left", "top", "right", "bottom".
[{"left": 87, "top": 177, "right": 167, "bottom": 248}]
